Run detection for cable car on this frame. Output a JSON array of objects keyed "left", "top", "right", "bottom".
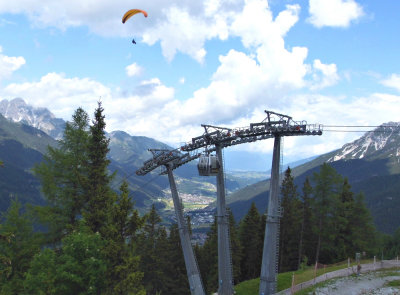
[{"left": 197, "top": 154, "right": 220, "bottom": 176}]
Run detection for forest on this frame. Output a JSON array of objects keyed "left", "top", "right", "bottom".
[{"left": 1, "top": 103, "right": 399, "bottom": 295}]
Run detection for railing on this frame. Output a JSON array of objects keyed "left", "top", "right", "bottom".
[{"left": 276, "top": 259, "right": 400, "bottom": 295}]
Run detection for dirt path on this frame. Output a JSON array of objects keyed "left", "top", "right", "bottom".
[
  {"left": 276, "top": 260, "right": 400, "bottom": 295},
  {"left": 313, "top": 271, "right": 400, "bottom": 295}
]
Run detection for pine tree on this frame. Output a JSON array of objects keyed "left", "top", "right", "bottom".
[
  {"left": 197, "top": 218, "right": 218, "bottom": 294},
  {"left": 103, "top": 180, "right": 145, "bottom": 295},
  {"left": 311, "top": 163, "right": 343, "bottom": 264},
  {"left": 163, "top": 224, "right": 191, "bottom": 295},
  {"left": 0, "top": 200, "right": 41, "bottom": 294},
  {"left": 137, "top": 205, "right": 165, "bottom": 294},
  {"left": 238, "top": 202, "right": 263, "bottom": 280},
  {"left": 279, "top": 167, "right": 302, "bottom": 272},
  {"left": 83, "top": 101, "right": 115, "bottom": 235},
  {"left": 228, "top": 209, "right": 242, "bottom": 284},
  {"left": 33, "top": 107, "right": 90, "bottom": 242},
  {"left": 348, "top": 192, "right": 378, "bottom": 258},
  {"left": 298, "top": 177, "right": 314, "bottom": 268}
]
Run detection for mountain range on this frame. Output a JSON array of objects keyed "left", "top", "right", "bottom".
[
  {"left": 225, "top": 122, "right": 400, "bottom": 234},
  {"left": 1, "top": 97, "right": 399, "bottom": 234},
  {"left": 0, "top": 98, "right": 264, "bottom": 221}
]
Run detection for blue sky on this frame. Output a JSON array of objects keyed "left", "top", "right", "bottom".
[{"left": 1, "top": 0, "right": 400, "bottom": 170}]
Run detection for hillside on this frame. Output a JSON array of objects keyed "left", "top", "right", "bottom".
[
  {"left": 0, "top": 99, "right": 265, "bottom": 221},
  {"left": 225, "top": 123, "right": 400, "bottom": 234}
]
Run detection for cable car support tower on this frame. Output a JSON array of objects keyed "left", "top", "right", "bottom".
[
  {"left": 136, "top": 110, "right": 322, "bottom": 295},
  {"left": 136, "top": 149, "right": 205, "bottom": 295}
]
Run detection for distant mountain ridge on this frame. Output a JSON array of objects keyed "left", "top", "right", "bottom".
[
  {"left": 0, "top": 98, "right": 65, "bottom": 140},
  {"left": 0, "top": 98, "right": 265, "bottom": 221},
  {"left": 224, "top": 123, "right": 400, "bottom": 234}
]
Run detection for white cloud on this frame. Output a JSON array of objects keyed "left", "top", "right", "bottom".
[
  {"left": 381, "top": 74, "right": 400, "bottom": 92},
  {"left": 0, "top": 46, "right": 25, "bottom": 82},
  {"left": 307, "top": 0, "right": 364, "bottom": 28},
  {"left": 125, "top": 63, "right": 143, "bottom": 77},
  {"left": 1, "top": 72, "right": 111, "bottom": 119},
  {"left": 310, "top": 59, "right": 339, "bottom": 90}
]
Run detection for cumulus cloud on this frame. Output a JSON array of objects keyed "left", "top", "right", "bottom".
[
  {"left": 381, "top": 74, "right": 400, "bottom": 92},
  {"left": 0, "top": 46, "right": 25, "bottom": 82},
  {"left": 307, "top": 0, "right": 364, "bottom": 28},
  {"left": 310, "top": 59, "right": 339, "bottom": 90},
  {"left": 125, "top": 62, "right": 143, "bottom": 77},
  {"left": 1, "top": 72, "right": 111, "bottom": 119}
]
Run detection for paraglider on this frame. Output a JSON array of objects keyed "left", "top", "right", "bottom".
[
  {"left": 122, "top": 9, "right": 148, "bottom": 23},
  {"left": 122, "top": 9, "right": 148, "bottom": 45}
]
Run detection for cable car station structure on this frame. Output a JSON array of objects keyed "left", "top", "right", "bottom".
[{"left": 136, "top": 110, "right": 322, "bottom": 295}]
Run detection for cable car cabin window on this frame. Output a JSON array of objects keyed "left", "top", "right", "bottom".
[{"left": 197, "top": 155, "right": 220, "bottom": 176}]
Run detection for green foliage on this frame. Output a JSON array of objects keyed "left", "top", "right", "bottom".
[
  {"left": 311, "top": 163, "right": 343, "bottom": 264},
  {"left": 33, "top": 107, "right": 91, "bottom": 242},
  {"left": 24, "top": 224, "right": 107, "bottom": 295},
  {"left": 238, "top": 202, "right": 263, "bottom": 280},
  {"left": 279, "top": 167, "right": 303, "bottom": 272},
  {"left": 197, "top": 218, "right": 218, "bottom": 294},
  {"left": 102, "top": 180, "right": 145, "bottom": 295},
  {"left": 0, "top": 200, "right": 40, "bottom": 294},
  {"left": 84, "top": 102, "right": 115, "bottom": 235}
]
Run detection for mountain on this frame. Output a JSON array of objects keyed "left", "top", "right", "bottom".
[
  {"left": 0, "top": 98, "right": 265, "bottom": 222},
  {"left": 0, "top": 98, "right": 65, "bottom": 140},
  {"left": 0, "top": 114, "right": 58, "bottom": 212},
  {"left": 224, "top": 123, "right": 400, "bottom": 234}
]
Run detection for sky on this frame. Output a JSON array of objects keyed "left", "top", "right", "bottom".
[{"left": 1, "top": 0, "right": 400, "bottom": 171}]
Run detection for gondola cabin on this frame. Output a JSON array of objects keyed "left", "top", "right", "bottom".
[{"left": 197, "top": 154, "right": 220, "bottom": 176}]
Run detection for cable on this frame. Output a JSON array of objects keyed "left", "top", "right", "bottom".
[
  {"left": 323, "top": 125, "right": 399, "bottom": 128},
  {"left": 323, "top": 130, "right": 394, "bottom": 133}
]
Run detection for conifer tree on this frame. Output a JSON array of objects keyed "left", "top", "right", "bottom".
[
  {"left": 0, "top": 200, "right": 40, "bottom": 294},
  {"left": 298, "top": 177, "right": 314, "bottom": 268},
  {"left": 279, "top": 167, "right": 302, "bottom": 272},
  {"left": 197, "top": 218, "right": 218, "bottom": 294},
  {"left": 228, "top": 209, "right": 242, "bottom": 284},
  {"left": 238, "top": 202, "right": 262, "bottom": 280},
  {"left": 33, "top": 107, "right": 90, "bottom": 241},
  {"left": 311, "top": 163, "right": 343, "bottom": 264},
  {"left": 84, "top": 101, "right": 115, "bottom": 235},
  {"left": 164, "top": 224, "right": 190, "bottom": 295},
  {"left": 103, "top": 180, "right": 144, "bottom": 295},
  {"left": 137, "top": 204, "right": 164, "bottom": 294}
]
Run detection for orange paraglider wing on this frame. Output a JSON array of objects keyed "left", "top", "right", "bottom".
[{"left": 122, "top": 9, "right": 148, "bottom": 23}]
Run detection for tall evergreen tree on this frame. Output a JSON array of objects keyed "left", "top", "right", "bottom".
[
  {"left": 238, "top": 202, "right": 263, "bottom": 280},
  {"left": 311, "top": 163, "right": 343, "bottom": 264},
  {"left": 228, "top": 209, "right": 242, "bottom": 284},
  {"left": 164, "top": 224, "right": 190, "bottom": 295},
  {"left": 103, "top": 180, "right": 144, "bottom": 295},
  {"left": 84, "top": 101, "right": 115, "bottom": 235},
  {"left": 298, "top": 177, "right": 314, "bottom": 268},
  {"left": 279, "top": 167, "right": 302, "bottom": 272},
  {"left": 137, "top": 205, "right": 165, "bottom": 294},
  {"left": 0, "top": 200, "right": 41, "bottom": 294},
  {"left": 197, "top": 218, "right": 218, "bottom": 294},
  {"left": 33, "top": 107, "right": 90, "bottom": 242}
]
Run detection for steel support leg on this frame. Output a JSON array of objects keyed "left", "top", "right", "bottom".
[
  {"left": 215, "top": 145, "right": 234, "bottom": 295},
  {"left": 166, "top": 165, "right": 205, "bottom": 295},
  {"left": 259, "top": 136, "right": 281, "bottom": 295}
]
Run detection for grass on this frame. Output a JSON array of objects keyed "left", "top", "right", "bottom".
[
  {"left": 386, "top": 279, "right": 400, "bottom": 287},
  {"left": 234, "top": 259, "right": 374, "bottom": 295}
]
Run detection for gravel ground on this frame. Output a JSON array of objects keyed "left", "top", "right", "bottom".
[{"left": 313, "top": 270, "right": 400, "bottom": 295}]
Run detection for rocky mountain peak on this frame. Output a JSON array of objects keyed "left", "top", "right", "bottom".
[
  {"left": 0, "top": 98, "right": 65, "bottom": 139},
  {"left": 327, "top": 122, "right": 400, "bottom": 162}
]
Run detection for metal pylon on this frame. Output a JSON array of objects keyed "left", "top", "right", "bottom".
[
  {"left": 259, "top": 135, "right": 281, "bottom": 295},
  {"left": 166, "top": 164, "right": 205, "bottom": 295},
  {"left": 215, "top": 144, "right": 234, "bottom": 295}
]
